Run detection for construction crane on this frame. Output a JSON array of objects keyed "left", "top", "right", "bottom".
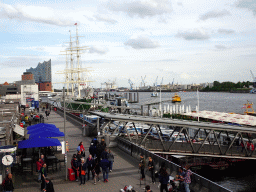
[
  {"left": 250, "top": 70, "right": 256, "bottom": 88},
  {"left": 141, "top": 75, "right": 146, "bottom": 87},
  {"left": 160, "top": 77, "right": 164, "bottom": 85},
  {"left": 154, "top": 76, "right": 158, "bottom": 87},
  {"left": 128, "top": 79, "right": 134, "bottom": 90}
]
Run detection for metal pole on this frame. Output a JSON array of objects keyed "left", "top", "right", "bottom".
[{"left": 63, "top": 87, "right": 67, "bottom": 181}]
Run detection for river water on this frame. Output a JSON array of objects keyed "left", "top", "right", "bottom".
[{"left": 127, "top": 91, "right": 255, "bottom": 192}]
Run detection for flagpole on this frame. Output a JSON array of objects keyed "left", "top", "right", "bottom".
[{"left": 197, "top": 88, "right": 199, "bottom": 122}]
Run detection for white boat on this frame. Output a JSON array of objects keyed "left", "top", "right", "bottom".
[{"left": 151, "top": 92, "right": 158, "bottom": 97}]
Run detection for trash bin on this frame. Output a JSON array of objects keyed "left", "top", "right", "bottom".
[{"left": 68, "top": 168, "right": 75, "bottom": 181}]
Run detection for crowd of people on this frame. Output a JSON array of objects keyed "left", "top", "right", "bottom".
[
  {"left": 138, "top": 155, "right": 193, "bottom": 192},
  {"left": 71, "top": 138, "right": 114, "bottom": 185}
]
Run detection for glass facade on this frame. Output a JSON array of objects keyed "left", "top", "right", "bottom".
[{"left": 26, "top": 59, "right": 51, "bottom": 83}]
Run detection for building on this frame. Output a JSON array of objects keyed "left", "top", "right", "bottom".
[
  {"left": 15, "top": 72, "right": 36, "bottom": 93},
  {"left": 0, "top": 82, "right": 18, "bottom": 96},
  {"left": 26, "top": 59, "right": 52, "bottom": 91}
]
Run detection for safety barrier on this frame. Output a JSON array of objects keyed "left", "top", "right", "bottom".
[{"left": 116, "top": 137, "right": 232, "bottom": 192}]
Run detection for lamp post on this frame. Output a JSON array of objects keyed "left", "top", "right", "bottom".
[{"left": 63, "top": 87, "right": 67, "bottom": 180}]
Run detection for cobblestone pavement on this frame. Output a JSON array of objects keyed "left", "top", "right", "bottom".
[{"left": 13, "top": 110, "right": 160, "bottom": 192}]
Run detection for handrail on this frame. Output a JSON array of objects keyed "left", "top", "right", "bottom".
[{"left": 116, "top": 137, "right": 233, "bottom": 192}]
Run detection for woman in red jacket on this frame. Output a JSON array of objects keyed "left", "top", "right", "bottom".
[{"left": 78, "top": 142, "right": 85, "bottom": 157}]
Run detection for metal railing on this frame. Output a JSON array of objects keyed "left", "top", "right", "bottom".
[{"left": 116, "top": 137, "right": 233, "bottom": 192}]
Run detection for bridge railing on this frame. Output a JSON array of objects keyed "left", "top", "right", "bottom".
[{"left": 116, "top": 137, "right": 232, "bottom": 192}]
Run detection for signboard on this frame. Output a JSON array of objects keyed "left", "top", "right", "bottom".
[
  {"left": 0, "top": 146, "right": 17, "bottom": 153},
  {"left": 14, "top": 124, "right": 24, "bottom": 136},
  {"left": 61, "top": 141, "right": 65, "bottom": 154},
  {"left": 26, "top": 97, "right": 34, "bottom": 102}
]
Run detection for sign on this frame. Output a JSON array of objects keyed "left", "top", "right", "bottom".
[
  {"left": 0, "top": 146, "right": 17, "bottom": 153},
  {"left": 61, "top": 141, "right": 65, "bottom": 154},
  {"left": 14, "top": 124, "right": 24, "bottom": 136},
  {"left": 26, "top": 97, "right": 34, "bottom": 102},
  {"left": 19, "top": 123, "right": 23, "bottom": 128},
  {"left": 82, "top": 124, "right": 87, "bottom": 128}
]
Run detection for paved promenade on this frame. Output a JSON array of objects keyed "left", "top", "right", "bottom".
[{"left": 14, "top": 110, "right": 160, "bottom": 192}]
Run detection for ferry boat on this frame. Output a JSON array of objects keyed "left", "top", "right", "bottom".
[
  {"left": 243, "top": 101, "right": 256, "bottom": 116},
  {"left": 172, "top": 93, "right": 181, "bottom": 103}
]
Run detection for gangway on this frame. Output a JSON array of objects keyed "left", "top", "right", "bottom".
[{"left": 91, "top": 111, "right": 256, "bottom": 160}]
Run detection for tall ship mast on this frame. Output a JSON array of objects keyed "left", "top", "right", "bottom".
[{"left": 56, "top": 23, "right": 93, "bottom": 98}]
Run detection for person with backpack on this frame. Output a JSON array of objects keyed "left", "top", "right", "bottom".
[
  {"left": 107, "top": 149, "right": 114, "bottom": 172},
  {"left": 2, "top": 173, "right": 14, "bottom": 192},
  {"left": 100, "top": 157, "right": 110, "bottom": 183},
  {"left": 159, "top": 167, "right": 169, "bottom": 192},
  {"left": 89, "top": 143, "right": 96, "bottom": 158}
]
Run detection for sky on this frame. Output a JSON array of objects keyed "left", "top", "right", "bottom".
[{"left": 0, "top": 0, "right": 256, "bottom": 89}]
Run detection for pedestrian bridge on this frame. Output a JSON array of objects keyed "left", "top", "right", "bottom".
[{"left": 91, "top": 112, "right": 256, "bottom": 160}]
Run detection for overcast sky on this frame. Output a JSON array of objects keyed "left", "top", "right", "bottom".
[{"left": 0, "top": 0, "right": 256, "bottom": 89}]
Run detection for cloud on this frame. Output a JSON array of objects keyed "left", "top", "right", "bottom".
[
  {"left": 215, "top": 45, "right": 228, "bottom": 50},
  {"left": 236, "top": 0, "right": 256, "bottom": 16},
  {"left": 0, "top": 56, "right": 61, "bottom": 68},
  {"left": 176, "top": 29, "right": 210, "bottom": 41},
  {"left": 218, "top": 28, "right": 235, "bottom": 34},
  {"left": 106, "top": 0, "right": 172, "bottom": 18},
  {"left": 199, "top": 10, "right": 231, "bottom": 21},
  {"left": 0, "top": 3, "right": 75, "bottom": 26},
  {"left": 84, "top": 14, "right": 117, "bottom": 24},
  {"left": 177, "top": 2, "right": 183, "bottom": 6},
  {"left": 124, "top": 36, "right": 160, "bottom": 49},
  {"left": 89, "top": 46, "right": 109, "bottom": 54}
]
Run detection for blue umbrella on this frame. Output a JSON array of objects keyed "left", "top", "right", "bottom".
[
  {"left": 29, "top": 130, "right": 64, "bottom": 139},
  {"left": 18, "top": 137, "right": 61, "bottom": 149},
  {"left": 27, "top": 123, "right": 56, "bottom": 130},
  {"left": 27, "top": 127, "right": 60, "bottom": 135}
]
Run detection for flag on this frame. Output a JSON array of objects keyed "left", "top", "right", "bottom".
[{"left": 74, "top": 23, "right": 77, "bottom": 25}]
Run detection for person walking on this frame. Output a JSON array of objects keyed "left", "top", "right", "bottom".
[
  {"left": 2, "top": 173, "right": 14, "bottom": 192},
  {"left": 184, "top": 165, "right": 192, "bottom": 192},
  {"left": 45, "top": 110, "right": 50, "bottom": 120},
  {"left": 93, "top": 159, "right": 101, "bottom": 184},
  {"left": 100, "top": 157, "right": 110, "bottom": 183},
  {"left": 86, "top": 154, "right": 95, "bottom": 180},
  {"left": 71, "top": 154, "right": 79, "bottom": 182},
  {"left": 78, "top": 142, "right": 85, "bottom": 157},
  {"left": 40, "top": 163, "right": 47, "bottom": 190},
  {"left": 159, "top": 167, "right": 169, "bottom": 192},
  {"left": 148, "top": 157, "right": 155, "bottom": 184},
  {"left": 89, "top": 143, "right": 96, "bottom": 158},
  {"left": 36, "top": 157, "right": 44, "bottom": 182},
  {"left": 101, "top": 148, "right": 108, "bottom": 160},
  {"left": 77, "top": 150, "right": 83, "bottom": 163},
  {"left": 145, "top": 185, "right": 152, "bottom": 192},
  {"left": 43, "top": 178, "right": 54, "bottom": 192},
  {"left": 107, "top": 149, "right": 114, "bottom": 172},
  {"left": 79, "top": 158, "right": 87, "bottom": 185},
  {"left": 139, "top": 154, "right": 145, "bottom": 181}
]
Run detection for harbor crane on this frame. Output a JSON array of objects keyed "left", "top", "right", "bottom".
[
  {"left": 154, "top": 76, "right": 158, "bottom": 87},
  {"left": 141, "top": 75, "right": 146, "bottom": 87},
  {"left": 128, "top": 79, "right": 134, "bottom": 90},
  {"left": 160, "top": 77, "right": 164, "bottom": 85},
  {"left": 250, "top": 70, "right": 256, "bottom": 88}
]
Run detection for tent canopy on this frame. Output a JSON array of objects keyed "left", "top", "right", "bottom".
[{"left": 29, "top": 130, "right": 64, "bottom": 139}]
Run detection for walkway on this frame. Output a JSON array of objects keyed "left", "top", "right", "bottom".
[{"left": 13, "top": 110, "right": 160, "bottom": 192}]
